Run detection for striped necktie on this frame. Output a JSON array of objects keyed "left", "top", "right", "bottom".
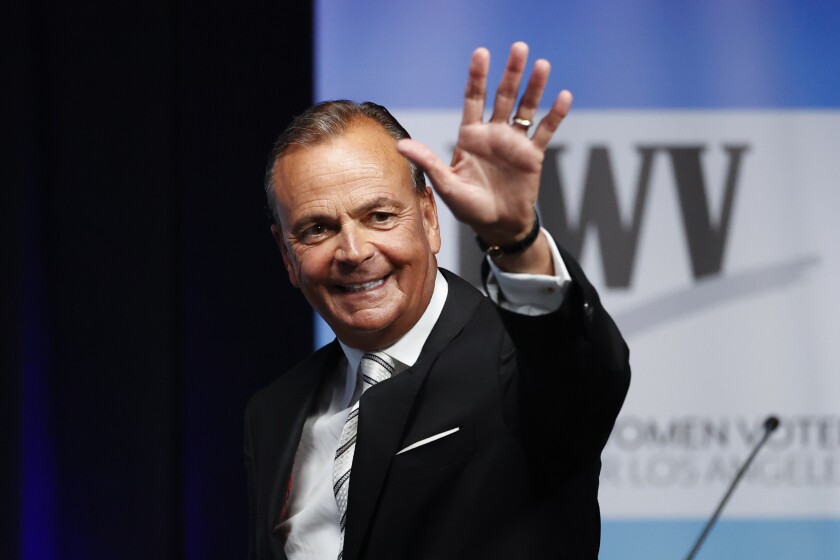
[{"left": 333, "top": 352, "right": 395, "bottom": 559}]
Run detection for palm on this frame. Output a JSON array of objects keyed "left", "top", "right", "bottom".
[{"left": 447, "top": 121, "right": 544, "bottom": 228}]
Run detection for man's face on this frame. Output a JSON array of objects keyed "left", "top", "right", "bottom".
[{"left": 270, "top": 120, "right": 441, "bottom": 351}]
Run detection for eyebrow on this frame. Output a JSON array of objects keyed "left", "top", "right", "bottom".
[{"left": 352, "top": 196, "right": 401, "bottom": 216}]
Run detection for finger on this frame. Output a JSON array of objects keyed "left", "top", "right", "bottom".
[
  {"left": 462, "top": 48, "right": 490, "bottom": 126},
  {"left": 512, "top": 58, "right": 550, "bottom": 130},
  {"left": 396, "top": 138, "right": 455, "bottom": 194},
  {"left": 490, "top": 41, "right": 529, "bottom": 124},
  {"left": 532, "top": 90, "right": 573, "bottom": 151}
]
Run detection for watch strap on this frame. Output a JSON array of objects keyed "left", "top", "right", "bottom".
[{"left": 475, "top": 210, "right": 541, "bottom": 257}]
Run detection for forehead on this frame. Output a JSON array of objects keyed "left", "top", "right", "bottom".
[{"left": 271, "top": 120, "right": 415, "bottom": 211}]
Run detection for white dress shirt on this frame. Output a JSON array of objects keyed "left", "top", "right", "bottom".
[{"left": 280, "top": 231, "right": 571, "bottom": 559}]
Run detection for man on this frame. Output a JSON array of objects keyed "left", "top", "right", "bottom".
[{"left": 246, "top": 42, "right": 630, "bottom": 559}]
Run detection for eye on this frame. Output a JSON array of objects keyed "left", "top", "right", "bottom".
[
  {"left": 370, "top": 212, "right": 392, "bottom": 224},
  {"left": 301, "top": 223, "right": 327, "bottom": 239}
]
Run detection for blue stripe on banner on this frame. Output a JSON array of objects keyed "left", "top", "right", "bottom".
[
  {"left": 314, "top": 314, "right": 335, "bottom": 349},
  {"left": 315, "top": 0, "right": 840, "bottom": 108},
  {"left": 601, "top": 519, "right": 840, "bottom": 559}
]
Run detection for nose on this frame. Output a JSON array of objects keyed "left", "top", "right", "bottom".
[{"left": 334, "top": 222, "right": 374, "bottom": 265}]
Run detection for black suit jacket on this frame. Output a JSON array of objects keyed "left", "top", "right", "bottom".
[{"left": 245, "top": 252, "right": 630, "bottom": 559}]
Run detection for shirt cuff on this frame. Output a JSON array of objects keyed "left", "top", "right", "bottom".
[{"left": 484, "top": 229, "right": 572, "bottom": 316}]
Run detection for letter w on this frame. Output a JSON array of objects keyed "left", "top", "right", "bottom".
[{"left": 539, "top": 146, "right": 655, "bottom": 288}]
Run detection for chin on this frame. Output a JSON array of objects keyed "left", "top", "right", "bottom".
[
  {"left": 342, "top": 316, "right": 398, "bottom": 338},
  {"left": 331, "top": 315, "right": 402, "bottom": 346}
]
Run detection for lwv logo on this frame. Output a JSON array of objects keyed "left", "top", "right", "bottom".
[{"left": 538, "top": 145, "right": 750, "bottom": 288}]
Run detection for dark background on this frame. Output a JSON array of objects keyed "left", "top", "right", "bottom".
[{"left": 3, "top": 1, "right": 314, "bottom": 558}]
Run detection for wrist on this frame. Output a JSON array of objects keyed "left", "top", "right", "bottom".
[
  {"left": 475, "top": 209, "right": 540, "bottom": 258},
  {"left": 489, "top": 231, "right": 554, "bottom": 275}
]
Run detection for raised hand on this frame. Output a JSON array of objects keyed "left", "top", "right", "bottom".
[{"left": 396, "top": 41, "right": 572, "bottom": 272}]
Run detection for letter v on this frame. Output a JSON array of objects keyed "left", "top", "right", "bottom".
[{"left": 664, "top": 145, "right": 749, "bottom": 279}]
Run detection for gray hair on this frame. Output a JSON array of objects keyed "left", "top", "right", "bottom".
[{"left": 264, "top": 100, "right": 427, "bottom": 224}]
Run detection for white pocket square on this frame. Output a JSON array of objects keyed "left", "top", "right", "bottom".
[{"left": 396, "top": 427, "right": 460, "bottom": 455}]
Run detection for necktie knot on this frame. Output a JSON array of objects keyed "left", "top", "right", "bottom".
[{"left": 359, "top": 351, "right": 395, "bottom": 389}]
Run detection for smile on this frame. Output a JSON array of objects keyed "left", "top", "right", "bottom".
[{"left": 337, "top": 276, "right": 387, "bottom": 293}]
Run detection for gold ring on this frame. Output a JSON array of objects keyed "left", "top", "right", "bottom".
[{"left": 511, "top": 116, "right": 532, "bottom": 129}]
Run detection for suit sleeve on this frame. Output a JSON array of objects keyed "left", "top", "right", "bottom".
[{"left": 487, "top": 247, "right": 631, "bottom": 477}]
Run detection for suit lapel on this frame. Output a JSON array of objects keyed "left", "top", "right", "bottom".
[
  {"left": 342, "top": 270, "right": 484, "bottom": 560},
  {"left": 266, "top": 341, "right": 344, "bottom": 534}
]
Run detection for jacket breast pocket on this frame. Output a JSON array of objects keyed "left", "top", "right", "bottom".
[{"left": 386, "top": 423, "right": 475, "bottom": 487}]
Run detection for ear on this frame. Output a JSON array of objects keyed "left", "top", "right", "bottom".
[
  {"left": 421, "top": 186, "right": 441, "bottom": 254},
  {"left": 271, "top": 223, "right": 300, "bottom": 288}
]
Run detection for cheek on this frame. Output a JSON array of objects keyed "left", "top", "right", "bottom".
[
  {"left": 384, "top": 235, "right": 434, "bottom": 271},
  {"left": 292, "top": 246, "right": 331, "bottom": 285},
  {"left": 279, "top": 246, "right": 300, "bottom": 287}
]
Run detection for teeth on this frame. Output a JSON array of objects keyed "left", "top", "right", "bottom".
[{"left": 342, "top": 278, "right": 385, "bottom": 293}]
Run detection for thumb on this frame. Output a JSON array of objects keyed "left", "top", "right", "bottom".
[{"left": 396, "top": 138, "right": 454, "bottom": 192}]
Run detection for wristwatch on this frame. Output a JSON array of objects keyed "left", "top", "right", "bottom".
[{"left": 475, "top": 209, "right": 541, "bottom": 257}]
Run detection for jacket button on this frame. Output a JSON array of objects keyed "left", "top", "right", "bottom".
[{"left": 583, "top": 301, "right": 593, "bottom": 321}]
